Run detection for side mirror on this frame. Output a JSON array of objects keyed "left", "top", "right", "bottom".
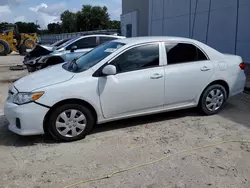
[
  {"left": 102, "top": 65, "right": 117, "bottom": 76},
  {"left": 70, "top": 45, "right": 77, "bottom": 53}
]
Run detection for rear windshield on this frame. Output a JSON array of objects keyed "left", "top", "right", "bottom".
[{"left": 63, "top": 41, "right": 125, "bottom": 73}]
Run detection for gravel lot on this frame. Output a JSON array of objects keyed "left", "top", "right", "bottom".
[{"left": 0, "top": 55, "right": 250, "bottom": 188}]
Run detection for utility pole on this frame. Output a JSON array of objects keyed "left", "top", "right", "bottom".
[
  {"left": 235, "top": 0, "right": 239, "bottom": 54},
  {"left": 205, "top": 0, "right": 212, "bottom": 44}
]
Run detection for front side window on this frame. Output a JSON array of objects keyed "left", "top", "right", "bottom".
[
  {"left": 66, "top": 37, "right": 97, "bottom": 50},
  {"left": 56, "top": 37, "right": 77, "bottom": 50},
  {"left": 110, "top": 43, "right": 159, "bottom": 73},
  {"left": 165, "top": 43, "right": 208, "bottom": 65}
]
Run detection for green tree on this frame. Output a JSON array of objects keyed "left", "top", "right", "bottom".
[
  {"left": 0, "top": 22, "right": 9, "bottom": 31},
  {"left": 15, "top": 22, "right": 40, "bottom": 33},
  {"left": 48, "top": 23, "right": 62, "bottom": 34},
  {"left": 61, "top": 5, "right": 111, "bottom": 32},
  {"left": 60, "top": 10, "right": 77, "bottom": 33},
  {"left": 108, "top": 20, "right": 120, "bottom": 29}
]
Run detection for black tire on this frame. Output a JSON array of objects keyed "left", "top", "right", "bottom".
[
  {"left": 199, "top": 84, "right": 227, "bottom": 115},
  {"left": 48, "top": 103, "right": 95, "bottom": 142},
  {"left": 24, "top": 38, "right": 36, "bottom": 49},
  {"left": 19, "top": 44, "right": 27, "bottom": 56},
  {"left": 0, "top": 40, "right": 10, "bottom": 56}
]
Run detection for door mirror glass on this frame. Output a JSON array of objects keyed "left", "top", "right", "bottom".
[
  {"left": 70, "top": 45, "right": 77, "bottom": 53},
  {"left": 102, "top": 65, "right": 117, "bottom": 76}
]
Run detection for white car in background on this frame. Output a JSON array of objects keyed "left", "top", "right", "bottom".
[{"left": 4, "top": 36, "right": 246, "bottom": 141}]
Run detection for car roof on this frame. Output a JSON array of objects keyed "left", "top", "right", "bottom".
[
  {"left": 77, "top": 34, "right": 125, "bottom": 39},
  {"left": 113, "top": 36, "right": 223, "bottom": 60},
  {"left": 114, "top": 36, "right": 199, "bottom": 45}
]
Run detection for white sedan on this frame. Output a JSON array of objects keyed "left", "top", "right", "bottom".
[{"left": 4, "top": 36, "right": 246, "bottom": 141}]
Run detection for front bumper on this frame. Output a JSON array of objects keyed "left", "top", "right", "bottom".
[{"left": 4, "top": 101, "right": 49, "bottom": 136}]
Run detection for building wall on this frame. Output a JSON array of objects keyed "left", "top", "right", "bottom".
[
  {"left": 148, "top": 0, "right": 250, "bottom": 62},
  {"left": 122, "top": 0, "right": 149, "bottom": 36}
]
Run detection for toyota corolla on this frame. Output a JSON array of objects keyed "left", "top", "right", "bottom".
[{"left": 4, "top": 37, "right": 246, "bottom": 141}]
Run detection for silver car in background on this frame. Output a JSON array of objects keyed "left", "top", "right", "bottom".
[{"left": 23, "top": 34, "right": 125, "bottom": 72}]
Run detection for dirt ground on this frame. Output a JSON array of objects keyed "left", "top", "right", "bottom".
[{"left": 0, "top": 55, "right": 250, "bottom": 188}]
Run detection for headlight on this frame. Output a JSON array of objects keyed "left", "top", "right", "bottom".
[
  {"left": 13, "top": 92, "right": 44, "bottom": 105},
  {"left": 38, "top": 56, "right": 50, "bottom": 63}
]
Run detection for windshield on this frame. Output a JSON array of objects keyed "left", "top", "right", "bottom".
[
  {"left": 63, "top": 41, "right": 125, "bottom": 73},
  {"left": 56, "top": 37, "right": 78, "bottom": 50},
  {"left": 51, "top": 39, "right": 71, "bottom": 47}
]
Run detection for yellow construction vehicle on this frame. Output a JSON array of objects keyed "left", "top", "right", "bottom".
[{"left": 0, "top": 24, "right": 37, "bottom": 56}]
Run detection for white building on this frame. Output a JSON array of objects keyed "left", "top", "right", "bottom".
[{"left": 121, "top": 0, "right": 250, "bottom": 62}]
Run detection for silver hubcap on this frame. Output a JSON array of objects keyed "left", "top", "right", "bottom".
[
  {"left": 56, "top": 109, "right": 87, "bottom": 138},
  {"left": 205, "top": 89, "right": 224, "bottom": 111}
]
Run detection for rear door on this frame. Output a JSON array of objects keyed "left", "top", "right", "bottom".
[
  {"left": 65, "top": 36, "right": 98, "bottom": 61},
  {"left": 164, "top": 42, "right": 215, "bottom": 107}
]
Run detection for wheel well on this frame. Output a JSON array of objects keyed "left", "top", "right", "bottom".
[
  {"left": 200, "top": 80, "right": 230, "bottom": 102},
  {"left": 43, "top": 99, "right": 97, "bottom": 134},
  {"left": 46, "top": 56, "right": 64, "bottom": 66}
]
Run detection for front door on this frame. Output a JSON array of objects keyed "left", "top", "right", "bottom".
[
  {"left": 164, "top": 43, "right": 215, "bottom": 106},
  {"left": 98, "top": 43, "right": 165, "bottom": 118}
]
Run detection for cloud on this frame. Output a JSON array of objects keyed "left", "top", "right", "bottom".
[
  {"left": 29, "top": 3, "right": 67, "bottom": 29},
  {"left": 0, "top": 5, "right": 11, "bottom": 14},
  {"left": 29, "top": 2, "right": 66, "bottom": 16},
  {"left": 0, "top": 0, "right": 24, "bottom": 6},
  {"left": 29, "top": 3, "right": 48, "bottom": 12},
  {"left": 0, "top": 5, "right": 12, "bottom": 20},
  {"left": 14, "top": 15, "right": 25, "bottom": 22}
]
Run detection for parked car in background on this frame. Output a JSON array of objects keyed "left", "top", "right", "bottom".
[
  {"left": 50, "top": 38, "right": 72, "bottom": 48},
  {"left": 23, "top": 34, "right": 125, "bottom": 72},
  {"left": 5, "top": 36, "right": 246, "bottom": 141}
]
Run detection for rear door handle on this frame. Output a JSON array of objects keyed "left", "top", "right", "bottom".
[
  {"left": 201, "top": 66, "right": 210, "bottom": 71},
  {"left": 150, "top": 73, "right": 163, "bottom": 79}
]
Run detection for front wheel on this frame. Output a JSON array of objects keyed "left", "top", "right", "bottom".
[
  {"left": 48, "top": 104, "right": 95, "bottom": 142},
  {"left": 19, "top": 44, "right": 27, "bottom": 56},
  {"left": 199, "top": 84, "right": 227, "bottom": 115}
]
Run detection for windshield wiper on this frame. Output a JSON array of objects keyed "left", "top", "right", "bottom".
[{"left": 69, "top": 58, "right": 79, "bottom": 71}]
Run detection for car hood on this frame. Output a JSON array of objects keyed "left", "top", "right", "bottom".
[
  {"left": 14, "top": 64, "right": 74, "bottom": 92},
  {"left": 39, "top": 45, "right": 54, "bottom": 51},
  {"left": 26, "top": 44, "right": 54, "bottom": 58}
]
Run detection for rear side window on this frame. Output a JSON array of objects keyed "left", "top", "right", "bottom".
[
  {"left": 165, "top": 43, "right": 207, "bottom": 65},
  {"left": 110, "top": 43, "right": 159, "bottom": 73},
  {"left": 100, "top": 37, "right": 117, "bottom": 44}
]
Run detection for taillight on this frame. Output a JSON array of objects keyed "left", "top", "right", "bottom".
[{"left": 239, "top": 62, "right": 246, "bottom": 70}]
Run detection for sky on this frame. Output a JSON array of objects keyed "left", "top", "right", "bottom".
[{"left": 0, "top": 0, "right": 121, "bottom": 29}]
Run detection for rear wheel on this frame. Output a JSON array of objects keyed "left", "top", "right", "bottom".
[
  {"left": 199, "top": 84, "right": 227, "bottom": 115},
  {"left": 48, "top": 104, "right": 95, "bottom": 142},
  {"left": 0, "top": 40, "right": 10, "bottom": 56},
  {"left": 24, "top": 38, "right": 36, "bottom": 50}
]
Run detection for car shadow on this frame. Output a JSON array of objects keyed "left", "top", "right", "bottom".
[
  {"left": 0, "top": 115, "right": 57, "bottom": 147},
  {"left": 218, "top": 95, "right": 250, "bottom": 129},
  {"left": 91, "top": 108, "right": 201, "bottom": 134},
  {"left": 0, "top": 108, "right": 201, "bottom": 147}
]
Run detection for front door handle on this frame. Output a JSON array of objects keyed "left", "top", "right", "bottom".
[
  {"left": 201, "top": 66, "right": 210, "bottom": 71},
  {"left": 150, "top": 73, "right": 163, "bottom": 79}
]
